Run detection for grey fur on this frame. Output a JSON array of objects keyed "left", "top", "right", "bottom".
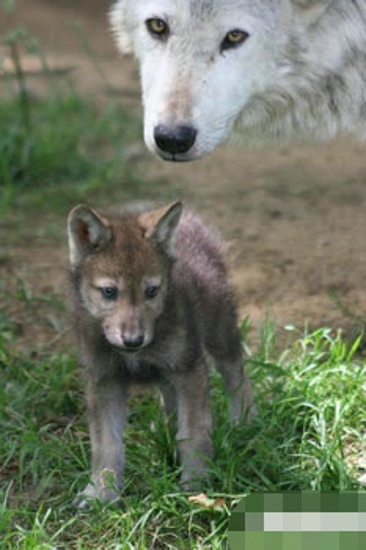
[{"left": 67, "top": 202, "right": 257, "bottom": 505}]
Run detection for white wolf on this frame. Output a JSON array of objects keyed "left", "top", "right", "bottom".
[{"left": 110, "top": 0, "right": 366, "bottom": 162}]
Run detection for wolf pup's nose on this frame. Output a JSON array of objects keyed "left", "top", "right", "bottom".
[
  {"left": 154, "top": 124, "right": 197, "bottom": 155},
  {"left": 123, "top": 333, "right": 144, "bottom": 350}
]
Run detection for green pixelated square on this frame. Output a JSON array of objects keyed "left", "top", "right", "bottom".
[
  {"left": 229, "top": 511, "right": 245, "bottom": 531},
  {"left": 245, "top": 512, "right": 264, "bottom": 531},
  {"left": 300, "top": 491, "right": 321, "bottom": 512},
  {"left": 301, "top": 532, "right": 326, "bottom": 550},
  {"left": 229, "top": 531, "right": 246, "bottom": 550},
  {"left": 319, "top": 532, "right": 340, "bottom": 550},
  {"left": 282, "top": 532, "right": 303, "bottom": 550},
  {"left": 283, "top": 492, "right": 302, "bottom": 512},
  {"left": 246, "top": 493, "right": 265, "bottom": 512},
  {"left": 339, "top": 532, "right": 362, "bottom": 550},
  {"left": 358, "top": 493, "right": 366, "bottom": 513},
  {"left": 265, "top": 493, "right": 283, "bottom": 512},
  {"left": 321, "top": 492, "right": 340, "bottom": 512},
  {"left": 340, "top": 492, "right": 359, "bottom": 512},
  {"left": 264, "top": 532, "right": 283, "bottom": 550},
  {"left": 243, "top": 531, "right": 266, "bottom": 550}
]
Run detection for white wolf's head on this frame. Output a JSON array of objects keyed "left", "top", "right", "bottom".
[{"left": 110, "top": 0, "right": 332, "bottom": 161}]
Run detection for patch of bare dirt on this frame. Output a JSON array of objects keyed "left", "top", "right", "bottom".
[{"left": 1, "top": 0, "right": 366, "bottom": 353}]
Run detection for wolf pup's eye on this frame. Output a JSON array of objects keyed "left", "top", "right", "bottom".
[
  {"left": 146, "top": 18, "right": 169, "bottom": 40},
  {"left": 145, "top": 285, "right": 160, "bottom": 299},
  {"left": 221, "top": 29, "right": 249, "bottom": 52},
  {"left": 100, "top": 287, "right": 118, "bottom": 300}
]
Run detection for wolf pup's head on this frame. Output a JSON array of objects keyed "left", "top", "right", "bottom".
[{"left": 68, "top": 202, "right": 182, "bottom": 353}]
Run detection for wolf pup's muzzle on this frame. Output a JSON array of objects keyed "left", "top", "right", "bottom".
[{"left": 122, "top": 332, "right": 145, "bottom": 351}]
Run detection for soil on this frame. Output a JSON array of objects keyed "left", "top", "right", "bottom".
[{"left": 1, "top": 0, "right": 366, "bottom": 352}]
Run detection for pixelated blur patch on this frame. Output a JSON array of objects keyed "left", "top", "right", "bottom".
[{"left": 228, "top": 492, "right": 366, "bottom": 550}]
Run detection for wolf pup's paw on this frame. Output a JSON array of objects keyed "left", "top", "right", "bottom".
[
  {"left": 180, "top": 476, "right": 201, "bottom": 493},
  {"left": 180, "top": 464, "right": 209, "bottom": 493},
  {"left": 73, "top": 483, "right": 121, "bottom": 509},
  {"left": 73, "top": 470, "right": 122, "bottom": 509}
]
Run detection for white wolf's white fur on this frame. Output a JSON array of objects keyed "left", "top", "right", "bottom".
[{"left": 110, "top": 0, "right": 366, "bottom": 161}]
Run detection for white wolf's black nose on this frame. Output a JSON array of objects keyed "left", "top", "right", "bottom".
[
  {"left": 123, "top": 334, "right": 144, "bottom": 350},
  {"left": 154, "top": 125, "right": 197, "bottom": 155}
]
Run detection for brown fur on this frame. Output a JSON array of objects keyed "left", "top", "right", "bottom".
[{"left": 67, "top": 201, "right": 256, "bottom": 506}]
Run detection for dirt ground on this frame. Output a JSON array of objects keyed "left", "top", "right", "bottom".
[{"left": 2, "top": 0, "right": 366, "bottom": 352}]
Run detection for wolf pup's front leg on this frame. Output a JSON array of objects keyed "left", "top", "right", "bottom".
[
  {"left": 75, "top": 376, "right": 127, "bottom": 508},
  {"left": 174, "top": 361, "right": 213, "bottom": 490}
]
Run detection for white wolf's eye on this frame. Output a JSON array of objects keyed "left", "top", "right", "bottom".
[
  {"left": 146, "top": 18, "right": 169, "bottom": 40},
  {"left": 221, "top": 29, "right": 249, "bottom": 52}
]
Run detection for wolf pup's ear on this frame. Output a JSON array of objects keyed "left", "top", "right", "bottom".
[
  {"left": 67, "top": 205, "right": 112, "bottom": 268},
  {"left": 139, "top": 202, "right": 183, "bottom": 256}
]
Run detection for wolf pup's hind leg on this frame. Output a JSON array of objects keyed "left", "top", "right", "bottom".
[
  {"left": 206, "top": 314, "right": 257, "bottom": 425},
  {"left": 221, "top": 350, "right": 258, "bottom": 426}
]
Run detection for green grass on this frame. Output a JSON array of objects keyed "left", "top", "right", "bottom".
[
  {"left": 1, "top": 324, "right": 365, "bottom": 548},
  {"left": 0, "top": 92, "right": 146, "bottom": 214}
]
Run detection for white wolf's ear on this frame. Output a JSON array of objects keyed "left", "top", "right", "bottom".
[
  {"left": 109, "top": 1, "right": 133, "bottom": 54},
  {"left": 291, "top": 0, "right": 334, "bottom": 25},
  {"left": 139, "top": 202, "right": 183, "bottom": 255},
  {"left": 67, "top": 205, "right": 112, "bottom": 268}
]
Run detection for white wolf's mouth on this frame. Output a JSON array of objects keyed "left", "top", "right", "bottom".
[{"left": 156, "top": 151, "right": 202, "bottom": 162}]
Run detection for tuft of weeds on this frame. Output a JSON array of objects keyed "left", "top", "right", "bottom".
[
  {"left": 1, "top": 322, "right": 365, "bottom": 548},
  {"left": 0, "top": 94, "right": 139, "bottom": 199}
]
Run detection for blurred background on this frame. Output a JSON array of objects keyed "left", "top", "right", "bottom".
[{"left": 1, "top": 0, "right": 366, "bottom": 353}]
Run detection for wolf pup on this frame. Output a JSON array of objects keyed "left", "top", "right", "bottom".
[{"left": 67, "top": 201, "right": 256, "bottom": 506}]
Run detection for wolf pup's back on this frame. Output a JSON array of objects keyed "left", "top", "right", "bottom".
[{"left": 67, "top": 201, "right": 256, "bottom": 507}]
